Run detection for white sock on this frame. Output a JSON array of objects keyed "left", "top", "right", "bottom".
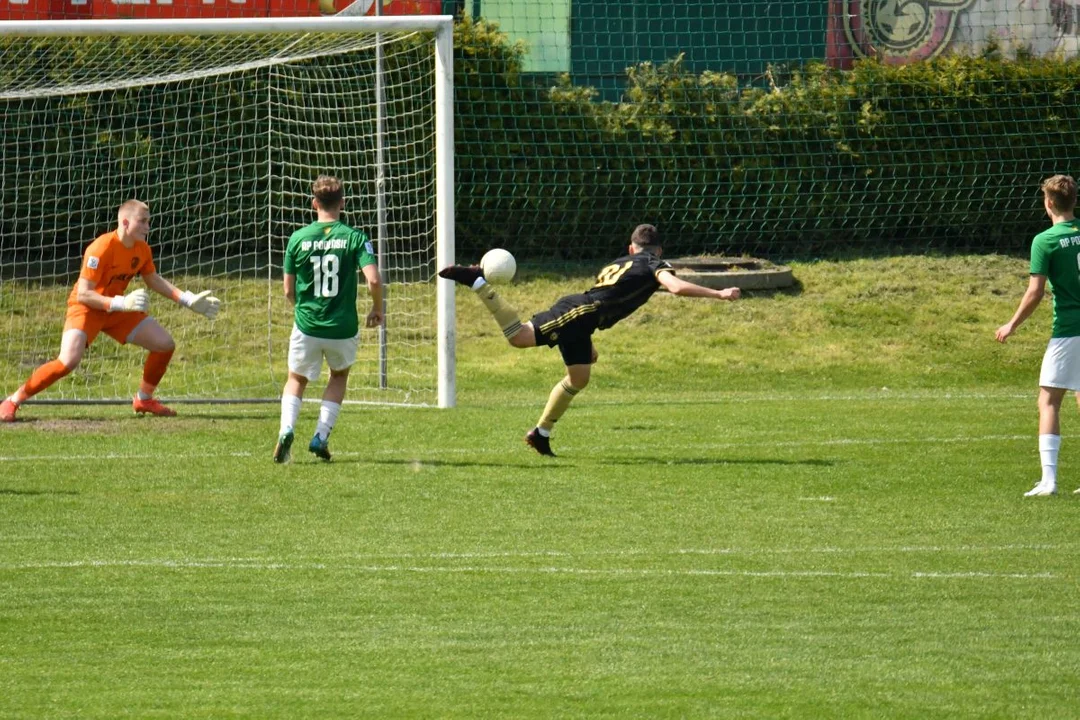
[
  {"left": 279, "top": 393, "right": 302, "bottom": 435},
  {"left": 471, "top": 277, "right": 487, "bottom": 291},
  {"left": 137, "top": 390, "right": 152, "bottom": 401},
  {"left": 315, "top": 401, "right": 342, "bottom": 440},
  {"left": 537, "top": 427, "right": 551, "bottom": 438},
  {"left": 1039, "top": 433, "right": 1061, "bottom": 485}
]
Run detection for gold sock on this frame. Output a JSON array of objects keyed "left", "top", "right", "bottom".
[
  {"left": 538, "top": 377, "right": 581, "bottom": 431},
  {"left": 475, "top": 283, "right": 522, "bottom": 339}
]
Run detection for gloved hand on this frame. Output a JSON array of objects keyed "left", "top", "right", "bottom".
[
  {"left": 179, "top": 290, "right": 221, "bottom": 320},
  {"left": 109, "top": 288, "right": 150, "bottom": 313}
]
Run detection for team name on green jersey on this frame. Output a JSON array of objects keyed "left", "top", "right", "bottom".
[{"left": 301, "top": 238, "right": 351, "bottom": 252}]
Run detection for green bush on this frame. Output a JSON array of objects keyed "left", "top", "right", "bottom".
[
  {"left": 3, "top": 23, "right": 1078, "bottom": 269},
  {"left": 453, "top": 24, "right": 1080, "bottom": 260}
]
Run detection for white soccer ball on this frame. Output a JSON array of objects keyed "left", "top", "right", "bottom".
[{"left": 480, "top": 248, "right": 517, "bottom": 284}]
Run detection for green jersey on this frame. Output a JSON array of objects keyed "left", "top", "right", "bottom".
[
  {"left": 284, "top": 221, "right": 377, "bottom": 339},
  {"left": 1030, "top": 219, "right": 1080, "bottom": 338}
]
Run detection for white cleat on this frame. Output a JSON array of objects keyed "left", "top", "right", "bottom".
[
  {"left": 1024, "top": 482, "right": 1057, "bottom": 497},
  {"left": 1074, "top": 487, "right": 1080, "bottom": 495}
]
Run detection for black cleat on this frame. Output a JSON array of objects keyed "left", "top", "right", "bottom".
[
  {"left": 438, "top": 264, "right": 484, "bottom": 287},
  {"left": 525, "top": 427, "right": 556, "bottom": 457}
]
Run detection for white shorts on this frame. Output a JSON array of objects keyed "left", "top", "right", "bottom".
[
  {"left": 1039, "top": 336, "right": 1080, "bottom": 390},
  {"left": 288, "top": 325, "right": 359, "bottom": 381}
]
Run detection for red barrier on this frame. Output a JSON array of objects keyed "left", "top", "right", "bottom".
[
  {"left": 311, "top": 0, "right": 441, "bottom": 16},
  {"left": 0, "top": 0, "right": 439, "bottom": 19},
  {"left": 0, "top": 0, "right": 54, "bottom": 20},
  {"left": 50, "top": 0, "right": 92, "bottom": 19},
  {"left": 90, "top": 0, "right": 277, "bottom": 20}
]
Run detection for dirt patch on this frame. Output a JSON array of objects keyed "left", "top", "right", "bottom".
[{"left": 0, "top": 417, "right": 186, "bottom": 434}]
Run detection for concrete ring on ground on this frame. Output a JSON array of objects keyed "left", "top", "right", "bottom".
[{"left": 665, "top": 256, "right": 794, "bottom": 291}]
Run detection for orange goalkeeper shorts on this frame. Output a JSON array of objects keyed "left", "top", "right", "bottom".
[{"left": 64, "top": 304, "right": 149, "bottom": 346}]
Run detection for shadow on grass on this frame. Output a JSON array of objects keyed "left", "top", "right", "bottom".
[
  {"left": 338, "top": 458, "right": 565, "bottom": 470},
  {"left": 175, "top": 412, "right": 280, "bottom": 421},
  {"left": 737, "top": 277, "right": 805, "bottom": 299},
  {"left": 0, "top": 488, "right": 79, "bottom": 496},
  {"left": 597, "top": 456, "right": 835, "bottom": 467},
  {"left": 328, "top": 456, "right": 834, "bottom": 469}
]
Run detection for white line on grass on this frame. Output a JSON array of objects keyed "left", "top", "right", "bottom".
[
  {"left": 0, "top": 434, "right": 1036, "bottom": 463},
  {"left": 467, "top": 389, "right": 1039, "bottom": 408},
  {"left": 1, "top": 544, "right": 1065, "bottom": 557},
  {"left": 0, "top": 558, "right": 1062, "bottom": 581},
  {"left": 333, "top": 543, "right": 1068, "bottom": 559}
]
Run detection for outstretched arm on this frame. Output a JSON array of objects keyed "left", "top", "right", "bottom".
[
  {"left": 145, "top": 272, "right": 221, "bottom": 320},
  {"left": 362, "top": 264, "right": 384, "bottom": 327},
  {"left": 657, "top": 270, "right": 740, "bottom": 300},
  {"left": 143, "top": 272, "right": 181, "bottom": 301},
  {"left": 996, "top": 274, "right": 1046, "bottom": 343}
]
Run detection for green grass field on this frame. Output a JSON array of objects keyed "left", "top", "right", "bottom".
[{"left": 3, "top": 255, "right": 1080, "bottom": 718}]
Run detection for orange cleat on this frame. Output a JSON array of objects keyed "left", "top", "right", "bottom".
[
  {"left": 132, "top": 395, "right": 177, "bottom": 417},
  {"left": 0, "top": 398, "right": 18, "bottom": 422}
]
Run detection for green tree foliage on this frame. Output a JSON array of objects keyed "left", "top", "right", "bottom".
[
  {"left": 454, "top": 23, "right": 1080, "bottom": 259},
  {"left": 3, "top": 25, "right": 1079, "bottom": 268}
]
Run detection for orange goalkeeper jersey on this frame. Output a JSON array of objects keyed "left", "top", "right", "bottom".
[{"left": 67, "top": 231, "right": 156, "bottom": 307}]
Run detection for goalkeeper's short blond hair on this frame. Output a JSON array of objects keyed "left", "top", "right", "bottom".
[
  {"left": 1041, "top": 175, "right": 1077, "bottom": 214},
  {"left": 117, "top": 199, "right": 149, "bottom": 219}
]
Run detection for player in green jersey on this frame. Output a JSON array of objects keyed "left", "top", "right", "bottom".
[
  {"left": 996, "top": 174, "right": 1080, "bottom": 496},
  {"left": 274, "top": 175, "right": 383, "bottom": 463},
  {"left": 440, "top": 224, "right": 740, "bottom": 456}
]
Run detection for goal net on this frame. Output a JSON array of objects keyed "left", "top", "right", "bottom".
[{"left": 0, "top": 16, "right": 455, "bottom": 408}]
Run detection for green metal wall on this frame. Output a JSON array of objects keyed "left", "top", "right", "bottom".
[
  {"left": 446, "top": 1, "right": 827, "bottom": 97},
  {"left": 571, "top": 1, "right": 826, "bottom": 98}
]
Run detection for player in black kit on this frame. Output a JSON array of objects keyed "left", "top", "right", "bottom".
[{"left": 440, "top": 224, "right": 740, "bottom": 456}]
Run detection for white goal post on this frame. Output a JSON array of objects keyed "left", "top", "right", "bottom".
[{"left": 0, "top": 16, "right": 455, "bottom": 408}]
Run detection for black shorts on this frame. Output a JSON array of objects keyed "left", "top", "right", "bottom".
[{"left": 530, "top": 293, "right": 599, "bottom": 366}]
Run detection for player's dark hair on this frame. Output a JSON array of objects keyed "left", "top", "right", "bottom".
[
  {"left": 313, "top": 175, "right": 344, "bottom": 210},
  {"left": 1041, "top": 175, "right": 1077, "bottom": 214},
  {"left": 630, "top": 224, "right": 662, "bottom": 251}
]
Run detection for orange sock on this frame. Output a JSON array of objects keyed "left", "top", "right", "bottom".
[
  {"left": 16, "top": 359, "right": 72, "bottom": 402},
  {"left": 140, "top": 350, "right": 174, "bottom": 397}
]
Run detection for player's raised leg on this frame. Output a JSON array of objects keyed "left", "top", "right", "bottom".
[
  {"left": 1, "top": 329, "right": 87, "bottom": 422},
  {"left": 440, "top": 264, "right": 534, "bottom": 345},
  {"left": 127, "top": 319, "right": 177, "bottom": 417}
]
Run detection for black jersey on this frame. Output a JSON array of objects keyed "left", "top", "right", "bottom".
[{"left": 584, "top": 251, "right": 674, "bottom": 330}]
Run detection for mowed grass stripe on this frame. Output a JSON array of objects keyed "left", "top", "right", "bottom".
[
  {"left": 0, "top": 433, "right": 1042, "bottom": 463},
  {"left": 4, "top": 256, "right": 1080, "bottom": 717},
  {"left": 0, "top": 558, "right": 1063, "bottom": 581}
]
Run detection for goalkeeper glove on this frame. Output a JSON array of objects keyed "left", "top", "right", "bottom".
[
  {"left": 109, "top": 288, "right": 150, "bottom": 313},
  {"left": 179, "top": 290, "right": 221, "bottom": 320}
]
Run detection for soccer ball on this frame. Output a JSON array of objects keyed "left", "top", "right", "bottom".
[{"left": 480, "top": 248, "right": 517, "bottom": 283}]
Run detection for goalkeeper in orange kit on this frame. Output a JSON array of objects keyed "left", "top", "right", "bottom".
[{"left": 0, "top": 200, "right": 221, "bottom": 422}]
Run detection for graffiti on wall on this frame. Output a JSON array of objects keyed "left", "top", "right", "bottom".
[{"left": 828, "top": 0, "right": 1080, "bottom": 67}]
